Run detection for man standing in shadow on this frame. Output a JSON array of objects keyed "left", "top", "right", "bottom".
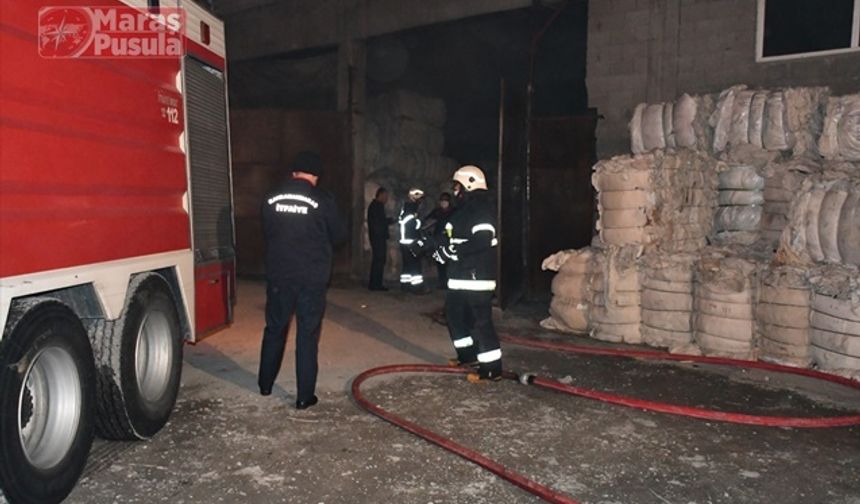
[{"left": 367, "top": 186, "right": 393, "bottom": 291}]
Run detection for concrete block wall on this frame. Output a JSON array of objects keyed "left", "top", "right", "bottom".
[{"left": 587, "top": 0, "right": 860, "bottom": 158}]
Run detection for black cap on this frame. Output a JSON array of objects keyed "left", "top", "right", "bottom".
[{"left": 290, "top": 151, "right": 323, "bottom": 177}]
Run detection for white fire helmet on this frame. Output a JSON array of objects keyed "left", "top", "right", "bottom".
[
  {"left": 452, "top": 165, "right": 488, "bottom": 192},
  {"left": 408, "top": 188, "right": 425, "bottom": 200}
]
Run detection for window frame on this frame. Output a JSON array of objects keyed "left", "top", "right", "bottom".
[{"left": 756, "top": 0, "right": 860, "bottom": 62}]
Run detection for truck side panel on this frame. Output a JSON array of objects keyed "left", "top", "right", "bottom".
[{"left": 0, "top": 0, "right": 189, "bottom": 279}]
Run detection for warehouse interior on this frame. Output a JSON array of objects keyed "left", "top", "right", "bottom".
[{"left": 16, "top": 0, "right": 860, "bottom": 502}]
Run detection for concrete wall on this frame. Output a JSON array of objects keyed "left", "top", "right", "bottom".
[{"left": 586, "top": 0, "right": 860, "bottom": 158}]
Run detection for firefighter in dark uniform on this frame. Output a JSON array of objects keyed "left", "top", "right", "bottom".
[
  {"left": 432, "top": 165, "right": 502, "bottom": 382},
  {"left": 258, "top": 151, "right": 347, "bottom": 409},
  {"left": 398, "top": 188, "right": 426, "bottom": 292}
]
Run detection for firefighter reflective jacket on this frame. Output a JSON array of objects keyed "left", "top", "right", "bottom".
[
  {"left": 437, "top": 190, "right": 497, "bottom": 291},
  {"left": 398, "top": 201, "right": 421, "bottom": 245}
]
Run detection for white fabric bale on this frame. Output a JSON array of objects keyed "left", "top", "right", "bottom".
[
  {"left": 783, "top": 87, "right": 829, "bottom": 157},
  {"left": 711, "top": 231, "right": 759, "bottom": 246},
  {"left": 673, "top": 93, "right": 698, "bottom": 148},
  {"left": 804, "top": 184, "right": 828, "bottom": 262},
  {"left": 714, "top": 206, "right": 762, "bottom": 232},
  {"left": 711, "top": 85, "right": 745, "bottom": 153},
  {"left": 811, "top": 311, "right": 860, "bottom": 336},
  {"left": 591, "top": 322, "right": 641, "bottom": 344},
  {"left": 729, "top": 90, "right": 755, "bottom": 146},
  {"left": 818, "top": 94, "right": 860, "bottom": 161},
  {"left": 630, "top": 103, "right": 646, "bottom": 154},
  {"left": 599, "top": 190, "right": 652, "bottom": 210},
  {"left": 759, "top": 266, "right": 810, "bottom": 306},
  {"left": 748, "top": 91, "right": 768, "bottom": 148},
  {"left": 812, "top": 292, "right": 860, "bottom": 322},
  {"left": 718, "top": 165, "right": 765, "bottom": 190},
  {"left": 839, "top": 188, "right": 860, "bottom": 266},
  {"left": 762, "top": 91, "right": 793, "bottom": 151},
  {"left": 592, "top": 289, "right": 641, "bottom": 309},
  {"left": 811, "top": 329, "right": 860, "bottom": 357},
  {"left": 818, "top": 181, "right": 849, "bottom": 263},
  {"left": 718, "top": 190, "right": 765, "bottom": 206},
  {"left": 642, "top": 103, "right": 666, "bottom": 151},
  {"left": 810, "top": 345, "right": 860, "bottom": 374},
  {"left": 591, "top": 304, "right": 641, "bottom": 324},
  {"left": 641, "top": 277, "right": 693, "bottom": 294},
  {"left": 663, "top": 101, "right": 676, "bottom": 148}
]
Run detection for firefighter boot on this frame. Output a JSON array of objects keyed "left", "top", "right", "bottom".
[{"left": 466, "top": 366, "right": 503, "bottom": 384}]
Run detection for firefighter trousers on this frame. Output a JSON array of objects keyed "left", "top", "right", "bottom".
[
  {"left": 258, "top": 280, "right": 326, "bottom": 402},
  {"left": 399, "top": 245, "right": 424, "bottom": 288},
  {"left": 445, "top": 289, "right": 502, "bottom": 375}
]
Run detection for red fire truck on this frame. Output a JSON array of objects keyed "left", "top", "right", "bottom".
[{"left": 0, "top": 1, "right": 234, "bottom": 502}]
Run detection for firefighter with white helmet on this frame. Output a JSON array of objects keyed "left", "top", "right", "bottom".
[
  {"left": 433, "top": 165, "right": 502, "bottom": 382},
  {"left": 398, "top": 187, "right": 426, "bottom": 293}
]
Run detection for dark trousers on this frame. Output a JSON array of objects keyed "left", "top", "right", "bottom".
[
  {"left": 399, "top": 245, "right": 423, "bottom": 287},
  {"left": 258, "top": 280, "right": 326, "bottom": 401},
  {"left": 369, "top": 238, "right": 387, "bottom": 289},
  {"left": 445, "top": 289, "right": 502, "bottom": 374},
  {"left": 436, "top": 263, "right": 448, "bottom": 289}
]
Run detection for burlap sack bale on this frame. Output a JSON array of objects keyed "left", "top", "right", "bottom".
[
  {"left": 541, "top": 248, "right": 599, "bottom": 334},
  {"left": 694, "top": 251, "right": 760, "bottom": 359},
  {"left": 639, "top": 253, "right": 696, "bottom": 349},
  {"left": 808, "top": 263, "right": 860, "bottom": 377},
  {"left": 710, "top": 85, "right": 747, "bottom": 153},
  {"left": 756, "top": 266, "right": 812, "bottom": 367},
  {"left": 590, "top": 245, "right": 643, "bottom": 344}
]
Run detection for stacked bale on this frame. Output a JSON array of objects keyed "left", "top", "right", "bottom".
[
  {"left": 629, "top": 93, "right": 714, "bottom": 153},
  {"left": 639, "top": 253, "right": 696, "bottom": 351},
  {"left": 590, "top": 246, "right": 642, "bottom": 344},
  {"left": 819, "top": 94, "right": 860, "bottom": 162},
  {"left": 756, "top": 266, "right": 812, "bottom": 367},
  {"left": 761, "top": 160, "right": 819, "bottom": 248},
  {"left": 778, "top": 175, "right": 860, "bottom": 267},
  {"left": 710, "top": 85, "right": 828, "bottom": 157},
  {"left": 712, "top": 164, "right": 764, "bottom": 245},
  {"left": 694, "top": 251, "right": 760, "bottom": 360},
  {"left": 808, "top": 264, "right": 860, "bottom": 378},
  {"left": 540, "top": 249, "right": 598, "bottom": 334},
  {"left": 592, "top": 149, "right": 719, "bottom": 251}
]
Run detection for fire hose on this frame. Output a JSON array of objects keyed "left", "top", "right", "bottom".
[{"left": 350, "top": 334, "right": 860, "bottom": 504}]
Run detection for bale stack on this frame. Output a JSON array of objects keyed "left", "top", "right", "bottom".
[
  {"left": 590, "top": 246, "right": 642, "bottom": 344},
  {"left": 808, "top": 264, "right": 860, "bottom": 378},
  {"left": 819, "top": 94, "right": 860, "bottom": 162},
  {"left": 778, "top": 175, "right": 860, "bottom": 267},
  {"left": 712, "top": 164, "right": 764, "bottom": 245},
  {"left": 694, "top": 250, "right": 760, "bottom": 360},
  {"left": 540, "top": 248, "right": 598, "bottom": 334},
  {"left": 639, "top": 253, "right": 696, "bottom": 351},
  {"left": 592, "top": 149, "right": 719, "bottom": 251},
  {"left": 756, "top": 266, "right": 812, "bottom": 367},
  {"left": 629, "top": 93, "right": 714, "bottom": 154},
  {"left": 761, "top": 160, "right": 820, "bottom": 248}
]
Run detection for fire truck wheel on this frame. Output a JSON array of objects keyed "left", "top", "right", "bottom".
[
  {"left": 88, "top": 273, "right": 183, "bottom": 440},
  {"left": 0, "top": 299, "right": 96, "bottom": 504}
]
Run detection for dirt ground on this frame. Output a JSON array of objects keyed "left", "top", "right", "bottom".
[{"left": 65, "top": 280, "right": 860, "bottom": 504}]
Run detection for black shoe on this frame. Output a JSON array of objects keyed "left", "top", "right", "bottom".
[
  {"left": 296, "top": 395, "right": 319, "bottom": 410},
  {"left": 260, "top": 387, "right": 272, "bottom": 396}
]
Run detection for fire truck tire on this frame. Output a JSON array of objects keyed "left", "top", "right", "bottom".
[
  {"left": 0, "top": 299, "right": 96, "bottom": 504},
  {"left": 88, "top": 273, "right": 183, "bottom": 440}
]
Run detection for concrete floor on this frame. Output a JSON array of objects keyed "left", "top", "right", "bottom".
[{"left": 67, "top": 280, "right": 860, "bottom": 504}]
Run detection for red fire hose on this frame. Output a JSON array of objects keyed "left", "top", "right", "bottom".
[{"left": 350, "top": 334, "right": 860, "bottom": 504}]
